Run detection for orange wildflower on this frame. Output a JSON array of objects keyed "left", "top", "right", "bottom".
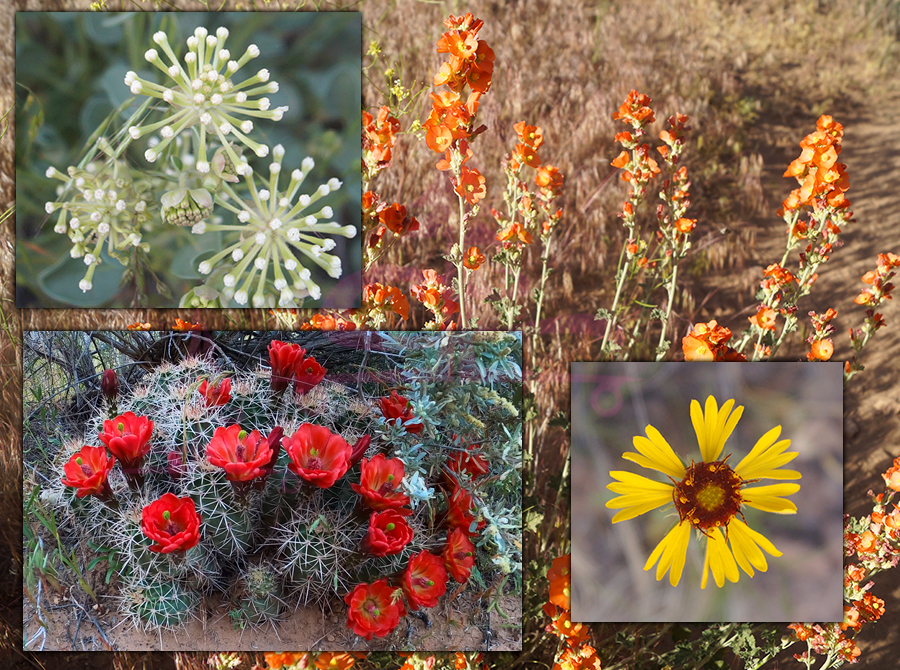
[
  {"left": 673, "top": 217, "right": 696, "bottom": 234},
  {"left": 362, "top": 106, "right": 401, "bottom": 165},
  {"left": 808, "top": 339, "right": 834, "bottom": 361},
  {"left": 748, "top": 306, "right": 778, "bottom": 331},
  {"left": 536, "top": 165, "right": 565, "bottom": 196},
  {"left": 497, "top": 222, "right": 533, "bottom": 244},
  {"left": 363, "top": 283, "right": 410, "bottom": 321},
  {"left": 265, "top": 652, "right": 309, "bottom": 669},
  {"left": 300, "top": 313, "right": 356, "bottom": 331},
  {"left": 315, "top": 653, "right": 357, "bottom": 670},
  {"left": 377, "top": 203, "right": 420, "bottom": 237},
  {"left": 513, "top": 121, "right": 544, "bottom": 149},
  {"left": 610, "top": 151, "right": 629, "bottom": 168},
  {"left": 455, "top": 165, "right": 486, "bottom": 204},
  {"left": 547, "top": 554, "right": 571, "bottom": 611},
  {"left": 682, "top": 320, "right": 746, "bottom": 362},
  {"left": 612, "top": 90, "right": 655, "bottom": 125},
  {"left": 513, "top": 143, "right": 541, "bottom": 168},
  {"left": 857, "top": 530, "right": 877, "bottom": 553},
  {"left": 463, "top": 246, "right": 486, "bottom": 270},
  {"left": 173, "top": 318, "right": 202, "bottom": 331},
  {"left": 127, "top": 322, "right": 151, "bottom": 330}
]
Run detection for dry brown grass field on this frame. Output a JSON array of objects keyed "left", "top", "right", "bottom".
[{"left": 3, "top": 0, "right": 900, "bottom": 668}]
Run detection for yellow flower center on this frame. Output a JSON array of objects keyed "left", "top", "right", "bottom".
[{"left": 672, "top": 458, "right": 743, "bottom": 532}]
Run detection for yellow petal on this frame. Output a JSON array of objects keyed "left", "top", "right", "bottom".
[
  {"left": 626, "top": 426, "right": 685, "bottom": 479},
  {"left": 727, "top": 517, "right": 782, "bottom": 579},
  {"left": 735, "top": 428, "right": 801, "bottom": 481},
  {"left": 693, "top": 396, "right": 743, "bottom": 462},
  {"left": 702, "top": 527, "right": 739, "bottom": 589},
  {"left": 644, "top": 521, "right": 691, "bottom": 586},
  {"left": 742, "top": 483, "right": 800, "bottom": 514},
  {"left": 606, "top": 472, "right": 674, "bottom": 523}
]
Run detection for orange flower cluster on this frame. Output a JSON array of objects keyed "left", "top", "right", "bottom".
[
  {"left": 781, "top": 115, "right": 850, "bottom": 212},
  {"left": 127, "top": 322, "right": 151, "bottom": 330},
  {"left": 543, "top": 554, "right": 601, "bottom": 670},
  {"left": 610, "top": 143, "right": 660, "bottom": 185},
  {"left": 882, "top": 456, "right": 900, "bottom": 491},
  {"left": 363, "top": 282, "right": 410, "bottom": 322},
  {"left": 411, "top": 269, "right": 459, "bottom": 330},
  {"left": 264, "top": 652, "right": 309, "bottom": 670},
  {"left": 536, "top": 165, "right": 565, "bottom": 199},
  {"left": 682, "top": 320, "right": 746, "bottom": 361},
  {"left": 363, "top": 106, "right": 401, "bottom": 173},
  {"left": 853, "top": 252, "right": 900, "bottom": 306},
  {"left": 806, "top": 308, "right": 837, "bottom": 361},
  {"left": 787, "top": 624, "right": 861, "bottom": 665},
  {"left": 299, "top": 313, "right": 357, "bottom": 331},
  {"left": 433, "top": 13, "right": 494, "bottom": 94},
  {"left": 365, "top": 192, "right": 421, "bottom": 254},
  {"left": 612, "top": 90, "right": 655, "bottom": 126}
]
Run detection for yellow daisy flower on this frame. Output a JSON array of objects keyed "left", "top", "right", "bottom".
[{"left": 606, "top": 395, "right": 801, "bottom": 588}]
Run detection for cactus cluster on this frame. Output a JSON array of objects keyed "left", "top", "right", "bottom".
[{"left": 44, "top": 332, "right": 522, "bottom": 641}]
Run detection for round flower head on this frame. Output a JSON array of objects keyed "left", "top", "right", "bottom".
[
  {"left": 606, "top": 396, "right": 801, "bottom": 588},
  {"left": 124, "top": 28, "right": 285, "bottom": 168},
  {"left": 362, "top": 509, "right": 414, "bottom": 557},
  {"left": 197, "top": 150, "right": 353, "bottom": 307}
]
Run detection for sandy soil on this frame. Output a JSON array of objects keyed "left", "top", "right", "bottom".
[{"left": 23, "top": 588, "right": 521, "bottom": 652}]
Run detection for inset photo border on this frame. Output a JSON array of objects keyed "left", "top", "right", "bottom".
[
  {"left": 22, "top": 330, "right": 522, "bottom": 650},
  {"left": 16, "top": 12, "right": 362, "bottom": 309},
  {"left": 570, "top": 362, "right": 843, "bottom": 623}
]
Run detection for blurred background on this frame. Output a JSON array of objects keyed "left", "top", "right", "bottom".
[
  {"left": 571, "top": 362, "right": 843, "bottom": 622},
  {"left": 15, "top": 11, "right": 361, "bottom": 308}
]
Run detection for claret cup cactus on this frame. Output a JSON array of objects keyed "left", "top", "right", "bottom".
[{"left": 45, "top": 332, "right": 522, "bottom": 645}]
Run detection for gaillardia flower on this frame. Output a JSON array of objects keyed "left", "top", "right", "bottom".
[{"left": 606, "top": 396, "right": 801, "bottom": 588}]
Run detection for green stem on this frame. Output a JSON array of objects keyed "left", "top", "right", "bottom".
[
  {"left": 656, "top": 256, "right": 679, "bottom": 361},
  {"left": 457, "top": 194, "right": 468, "bottom": 329},
  {"left": 532, "top": 234, "right": 554, "bottom": 367}
]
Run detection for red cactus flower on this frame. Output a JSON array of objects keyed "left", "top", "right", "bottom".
[
  {"left": 199, "top": 377, "right": 232, "bottom": 407},
  {"left": 344, "top": 579, "right": 406, "bottom": 640},
  {"left": 293, "top": 354, "right": 326, "bottom": 395},
  {"left": 100, "top": 369, "right": 118, "bottom": 402},
  {"left": 402, "top": 550, "right": 448, "bottom": 610},
  {"left": 206, "top": 424, "right": 273, "bottom": 482},
  {"left": 141, "top": 492, "right": 201, "bottom": 554},
  {"left": 362, "top": 510, "right": 414, "bottom": 557},
  {"left": 268, "top": 340, "right": 306, "bottom": 393},
  {"left": 61, "top": 445, "right": 116, "bottom": 501},
  {"left": 351, "top": 454, "right": 412, "bottom": 513},
  {"left": 443, "top": 527, "right": 475, "bottom": 583},
  {"left": 379, "top": 391, "right": 424, "bottom": 434},
  {"left": 284, "top": 423, "right": 352, "bottom": 488},
  {"left": 445, "top": 484, "right": 485, "bottom": 536},
  {"left": 98, "top": 412, "right": 154, "bottom": 467}
]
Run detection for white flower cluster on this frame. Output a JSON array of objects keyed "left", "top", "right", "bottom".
[
  {"left": 44, "top": 163, "right": 151, "bottom": 292},
  {"left": 125, "top": 27, "right": 287, "bottom": 172},
  {"left": 197, "top": 145, "right": 356, "bottom": 308}
]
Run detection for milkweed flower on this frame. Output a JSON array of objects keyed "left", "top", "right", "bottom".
[
  {"left": 606, "top": 396, "right": 801, "bottom": 588},
  {"left": 44, "top": 162, "right": 152, "bottom": 292},
  {"left": 125, "top": 27, "right": 287, "bottom": 170},
  {"left": 197, "top": 146, "right": 355, "bottom": 308}
]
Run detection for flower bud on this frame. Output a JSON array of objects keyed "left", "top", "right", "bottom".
[
  {"left": 161, "top": 188, "right": 214, "bottom": 226},
  {"left": 101, "top": 369, "right": 118, "bottom": 402}
]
